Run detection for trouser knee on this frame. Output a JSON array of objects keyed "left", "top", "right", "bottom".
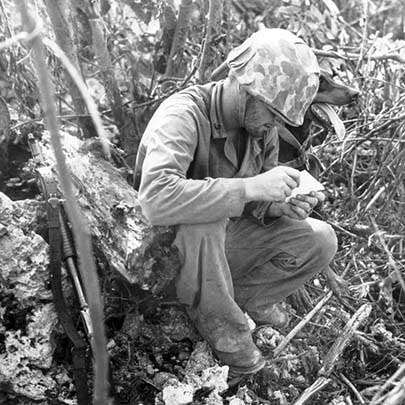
[
  {"left": 175, "top": 219, "right": 227, "bottom": 245},
  {"left": 312, "top": 221, "right": 338, "bottom": 266},
  {"left": 173, "top": 219, "right": 229, "bottom": 306}
]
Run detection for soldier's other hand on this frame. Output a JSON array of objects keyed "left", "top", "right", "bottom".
[
  {"left": 243, "top": 166, "right": 300, "bottom": 202},
  {"left": 280, "top": 191, "right": 325, "bottom": 220}
]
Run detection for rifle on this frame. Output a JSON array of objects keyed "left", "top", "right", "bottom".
[{"left": 28, "top": 134, "right": 92, "bottom": 405}]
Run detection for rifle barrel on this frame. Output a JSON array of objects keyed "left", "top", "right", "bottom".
[{"left": 65, "top": 252, "right": 93, "bottom": 339}]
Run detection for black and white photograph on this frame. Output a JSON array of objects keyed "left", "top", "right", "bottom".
[{"left": 0, "top": 1, "right": 404, "bottom": 404}]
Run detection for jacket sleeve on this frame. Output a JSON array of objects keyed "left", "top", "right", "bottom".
[{"left": 138, "top": 104, "right": 246, "bottom": 226}]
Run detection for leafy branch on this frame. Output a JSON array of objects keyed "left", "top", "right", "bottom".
[{"left": 313, "top": 49, "right": 405, "bottom": 64}]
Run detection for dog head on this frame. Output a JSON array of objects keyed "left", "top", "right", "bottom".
[{"left": 313, "top": 69, "right": 359, "bottom": 106}]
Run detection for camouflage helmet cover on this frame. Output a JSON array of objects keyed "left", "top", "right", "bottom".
[{"left": 226, "top": 28, "right": 320, "bottom": 127}]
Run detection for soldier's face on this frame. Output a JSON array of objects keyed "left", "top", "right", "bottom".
[{"left": 243, "top": 95, "right": 275, "bottom": 137}]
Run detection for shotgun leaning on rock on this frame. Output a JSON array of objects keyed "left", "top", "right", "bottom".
[{"left": 28, "top": 134, "right": 92, "bottom": 405}]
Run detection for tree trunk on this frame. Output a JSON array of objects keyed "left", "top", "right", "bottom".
[
  {"left": 73, "top": 0, "right": 140, "bottom": 165},
  {"left": 36, "top": 131, "right": 180, "bottom": 291},
  {"left": 44, "top": 0, "right": 93, "bottom": 138},
  {"left": 198, "top": 0, "right": 224, "bottom": 83},
  {"left": 164, "top": 0, "right": 193, "bottom": 79},
  {"left": 74, "top": 1, "right": 124, "bottom": 124},
  {"left": 154, "top": 0, "right": 177, "bottom": 74}
]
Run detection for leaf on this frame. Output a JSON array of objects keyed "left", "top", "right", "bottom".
[
  {"left": 313, "top": 103, "right": 346, "bottom": 140},
  {"left": 310, "top": 5, "right": 324, "bottom": 22},
  {"left": 321, "top": 0, "right": 340, "bottom": 16}
]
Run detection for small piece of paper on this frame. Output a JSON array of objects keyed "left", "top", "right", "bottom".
[{"left": 286, "top": 170, "right": 325, "bottom": 202}]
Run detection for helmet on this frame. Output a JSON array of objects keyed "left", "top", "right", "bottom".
[{"left": 226, "top": 28, "right": 320, "bottom": 127}]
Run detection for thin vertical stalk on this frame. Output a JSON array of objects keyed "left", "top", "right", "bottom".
[
  {"left": 198, "top": 0, "right": 223, "bottom": 83},
  {"left": 15, "top": 1, "right": 111, "bottom": 404},
  {"left": 356, "top": 0, "right": 369, "bottom": 73}
]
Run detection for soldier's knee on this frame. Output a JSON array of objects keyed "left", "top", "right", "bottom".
[
  {"left": 177, "top": 219, "right": 227, "bottom": 237},
  {"left": 312, "top": 221, "right": 337, "bottom": 264},
  {"left": 175, "top": 219, "right": 228, "bottom": 250}
]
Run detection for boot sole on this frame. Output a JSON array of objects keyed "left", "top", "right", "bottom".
[{"left": 228, "top": 356, "right": 266, "bottom": 379}]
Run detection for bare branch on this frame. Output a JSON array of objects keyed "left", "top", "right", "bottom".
[
  {"left": 293, "top": 304, "right": 372, "bottom": 405},
  {"left": 0, "top": 27, "right": 39, "bottom": 50},
  {"left": 274, "top": 291, "right": 333, "bottom": 357},
  {"left": 319, "top": 304, "right": 372, "bottom": 377},
  {"left": 369, "top": 216, "right": 405, "bottom": 294},
  {"left": 313, "top": 49, "right": 405, "bottom": 64},
  {"left": 355, "top": 0, "right": 369, "bottom": 72}
]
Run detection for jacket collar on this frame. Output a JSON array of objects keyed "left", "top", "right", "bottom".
[{"left": 210, "top": 81, "right": 228, "bottom": 139}]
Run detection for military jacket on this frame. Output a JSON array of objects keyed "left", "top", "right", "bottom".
[{"left": 134, "top": 81, "right": 280, "bottom": 226}]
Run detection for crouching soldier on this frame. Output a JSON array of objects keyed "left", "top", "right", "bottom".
[{"left": 134, "top": 28, "right": 338, "bottom": 377}]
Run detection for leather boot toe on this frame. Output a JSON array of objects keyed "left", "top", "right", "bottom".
[
  {"left": 215, "top": 345, "right": 265, "bottom": 378},
  {"left": 249, "top": 303, "right": 290, "bottom": 329}
]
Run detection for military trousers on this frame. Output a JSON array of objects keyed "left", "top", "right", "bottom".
[{"left": 173, "top": 215, "right": 338, "bottom": 362}]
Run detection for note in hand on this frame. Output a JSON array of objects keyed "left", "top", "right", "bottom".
[{"left": 286, "top": 170, "right": 325, "bottom": 202}]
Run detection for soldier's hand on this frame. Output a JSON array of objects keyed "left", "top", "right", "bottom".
[
  {"left": 267, "top": 191, "right": 325, "bottom": 219},
  {"left": 281, "top": 191, "right": 325, "bottom": 220},
  {"left": 243, "top": 166, "right": 300, "bottom": 202}
]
